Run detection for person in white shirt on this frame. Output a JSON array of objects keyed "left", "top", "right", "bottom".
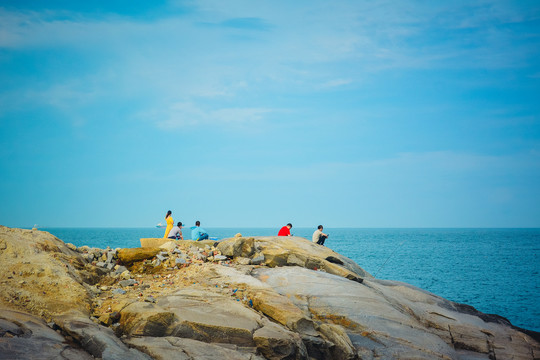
[
  {"left": 168, "top": 222, "right": 184, "bottom": 240},
  {"left": 312, "top": 225, "right": 328, "bottom": 245}
]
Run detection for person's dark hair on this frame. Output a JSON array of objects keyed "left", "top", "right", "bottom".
[
  {"left": 177, "top": 222, "right": 182, "bottom": 227},
  {"left": 318, "top": 225, "right": 323, "bottom": 230},
  {"left": 195, "top": 220, "right": 200, "bottom": 226},
  {"left": 165, "top": 210, "right": 172, "bottom": 219},
  {"left": 287, "top": 223, "right": 293, "bottom": 227}
]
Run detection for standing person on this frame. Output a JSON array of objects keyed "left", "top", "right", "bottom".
[
  {"left": 163, "top": 210, "right": 174, "bottom": 238},
  {"left": 312, "top": 225, "right": 329, "bottom": 245},
  {"left": 168, "top": 222, "right": 184, "bottom": 240},
  {"left": 191, "top": 220, "right": 209, "bottom": 241},
  {"left": 278, "top": 223, "right": 293, "bottom": 236}
]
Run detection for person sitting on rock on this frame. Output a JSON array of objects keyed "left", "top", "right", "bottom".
[
  {"left": 191, "top": 221, "right": 209, "bottom": 241},
  {"left": 312, "top": 225, "right": 329, "bottom": 245},
  {"left": 278, "top": 223, "right": 293, "bottom": 236},
  {"left": 167, "top": 222, "right": 184, "bottom": 240}
]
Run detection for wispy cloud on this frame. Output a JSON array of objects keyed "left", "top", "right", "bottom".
[
  {"left": 318, "top": 78, "right": 353, "bottom": 89},
  {"left": 327, "top": 150, "right": 540, "bottom": 178},
  {"left": 199, "top": 16, "right": 274, "bottom": 31},
  {"left": 1, "top": 2, "right": 539, "bottom": 130},
  {"left": 2, "top": 2, "right": 538, "bottom": 66},
  {"left": 169, "top": 150, "right": 540, "bottom": 191},
  {"left": 146, "top": 102, "right": 277, "bottom": 129}
]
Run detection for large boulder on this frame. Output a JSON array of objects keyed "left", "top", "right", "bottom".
[
  {"left": 126, "top": 336, "right": 265, "bottom": 360},
  {"left": 251, "top": 266, "right": 540, "bottom": 359},
  {"left": 249, "top": 289, "right": 317, "bottom": 335},
  {"left": 117, "top": 247, "right": 161, "bottom": 266},
  {"left": 253, "top": 322, "right": 308, "bottom": 360},
  {"left": 54, "top": 311, "right": 152, "bottom": 360},
  {"left": 218, "top": 236, "right": 371, "bottom": 281},
  {"left": 217, "top": 237, "right": 256, "bottom": 258},
  {"left": 140, "top": 238, "right": 174, "bottom": 248},
  {"left": 0, "top": 227, "right": 152, "bottom": 359},
  {"left": 0, "top": 309, "right": 94, "bottom": 360},
  {"left": 0, "top": 226, "right": 93, "bottom": 319},
  {"left": 316, "top": 323, "right": 357, "bottom": 360},
  {"left": 118, "top": 288, "right": 308, "bottom": 358}
]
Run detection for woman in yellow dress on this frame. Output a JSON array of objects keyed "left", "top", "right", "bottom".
[{"left": 163, "top": 210, "right": 174, "bottom": 238}]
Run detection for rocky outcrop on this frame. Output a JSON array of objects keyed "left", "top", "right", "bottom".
[
  {"left": 216, "top": 236, "right": 370, "bottom": 282},
  {"left": 117, "top": 247, "right": 161, "bottom": 266},
  {"left": 0, "top": 226, "right": 151, "bottom": 359},
  {"left": 1, "top": 226, "right": 539, "bottom": 359},
  {"left": 0, "top": 309, "right": 94, "bottom": 359},
  {"left": 54, "top": 311, "right": 152, "bottom": 359},
  {"left": 0, "top": 226, "right": 94, "bottom": 319},
  {"left": 117, "top": 288, "right": 307, "bottom": 359}
]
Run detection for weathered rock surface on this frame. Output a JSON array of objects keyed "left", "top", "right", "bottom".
[
  {"left": 126, "top": 336, "right": 265, "bottom": 360},
  {"left": 117, "top": 247, "right": 161, "bottom": 266},
  {"left": 0, "top": 309, "right": 94, "bottom": 359},
  {"left": 0, "top": 226, "right": 94, "bottom": 319},
  {"left": 1, "top": 226, "right": 538, "bottom": 359},
  {"left": 54, "top": 311, "right": 152, "bottom": 360}
]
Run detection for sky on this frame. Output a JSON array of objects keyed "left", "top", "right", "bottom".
[{"left": 1, "top": 0, "right": 539, "bottom": 228}]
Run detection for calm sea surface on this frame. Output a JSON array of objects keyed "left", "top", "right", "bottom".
[{"left": 41, "top": 227, "right": 539, "bottom": 332}]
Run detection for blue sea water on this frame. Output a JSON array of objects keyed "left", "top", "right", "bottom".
[{"left": 41, "top": 227, "right": 539, "bottom": 332}]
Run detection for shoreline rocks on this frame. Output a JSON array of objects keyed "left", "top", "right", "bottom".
[{"left": 1, "top": 225, "right": 539, "bottom": 359}]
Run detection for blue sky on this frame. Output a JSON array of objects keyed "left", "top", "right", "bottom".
[{"left": 1, "top": 0, "right": 539, "bottom": 228}]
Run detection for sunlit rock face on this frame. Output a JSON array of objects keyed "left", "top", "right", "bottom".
[{"left": 1, "top": 226, "right": 539, "bottom": 359}]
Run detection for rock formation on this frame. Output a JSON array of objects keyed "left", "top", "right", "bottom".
[{"left": 1, "top": 225, "right": 538, "bottom": 359}]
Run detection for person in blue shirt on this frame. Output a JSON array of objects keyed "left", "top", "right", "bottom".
[{"left": 191, "top": 220, "right": 209, "bottom": 241}]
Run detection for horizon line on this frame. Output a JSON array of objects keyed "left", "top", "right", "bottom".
[{"left": 10, "top": 225, "right": 540, "bottom": 230}]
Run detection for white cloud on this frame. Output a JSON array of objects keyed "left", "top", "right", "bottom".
[
  {"left": 1, "top": 1, "right": 539, "bottom": 131},
  {"left": 346, "top": 151, "right": 540, "bottom": 174},
  {"left": 183, "top": 149, "right": 540, "bottom": 177},
  {"left": 318, "top": 78, "right": 353, "bottom": 89},
  {"left": 2, "top": 2, "right": 537, "bottom": 69},
  {"left": 151, "top": 102, "right": 276, "bottom": 129}
]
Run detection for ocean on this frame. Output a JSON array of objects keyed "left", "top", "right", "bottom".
[{"left": 41, "top": 227, "right": 539, "bottom": 332}]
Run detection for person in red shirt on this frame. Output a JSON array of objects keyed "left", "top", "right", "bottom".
[{"left": 278, "top": 223, "right": 293, "bottom": 236}]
